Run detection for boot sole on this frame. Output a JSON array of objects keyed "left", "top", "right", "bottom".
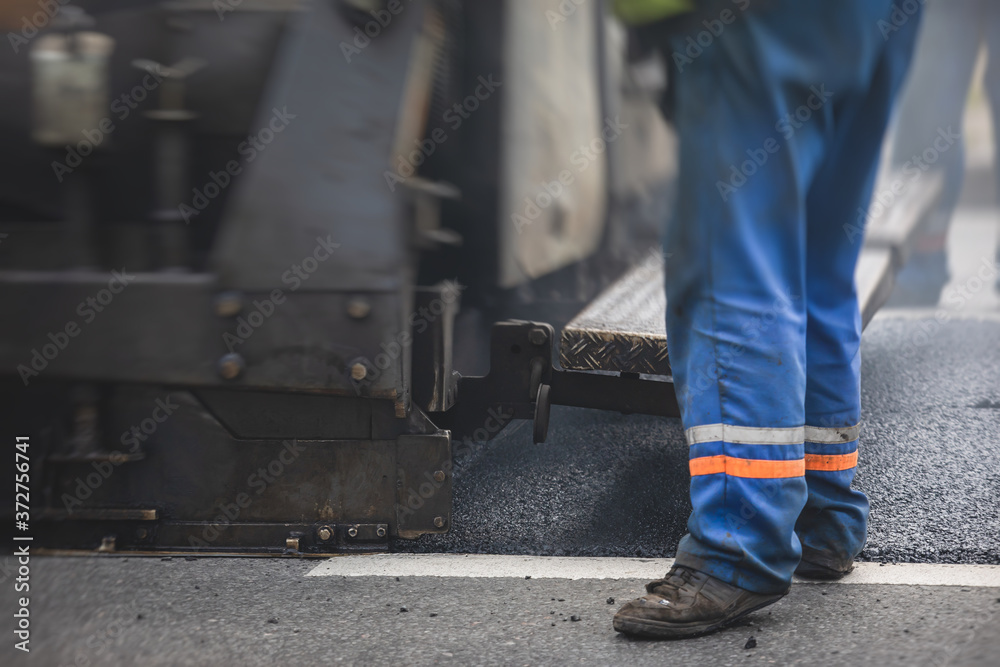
[
  {"left": 794, "top": 561, "right": 854, "bottom": 581},
  {"left": 612, "top": 592, "right": 786, "bottom": 640}
]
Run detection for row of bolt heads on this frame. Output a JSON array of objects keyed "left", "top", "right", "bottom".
[
  {"left": 315, "top": 525, "right": 388, "bottom": 542},
  {"left": 216, "top": 352, "right": 372, "bottom": 383},
  {"left": 212, "top": 291, "right": 373, "bottom": 381},
  {"left": 314, "top": 516, "right": 446, "bottom": 543},
  {"left": 214, "top": 292, "right": 372, "bottom": 321}
]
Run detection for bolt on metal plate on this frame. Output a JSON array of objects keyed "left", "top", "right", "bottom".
[{"left": 343, "top": 523, "right": 389, "bottom": 541}]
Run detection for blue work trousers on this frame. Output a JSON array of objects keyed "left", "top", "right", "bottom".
[{"left": 663, "top": 0, "right": 921, "bottom": 593}]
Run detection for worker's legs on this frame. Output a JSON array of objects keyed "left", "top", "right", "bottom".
[
  {"left": 796, "top": 15, "right": 922, "bottom": 569},
  {"left": 663, "top": 34, "right": 807, "bottom": 595},
  {"left": 662, "top": 0, "right": 902, "bottom": 594},
  {"left": 886, "top": 0, "right": 981, "bottom": 305}
]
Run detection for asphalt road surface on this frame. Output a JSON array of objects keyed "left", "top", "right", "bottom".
[{"left": 1, "top": 555, "right": 998, "bottom": 666}]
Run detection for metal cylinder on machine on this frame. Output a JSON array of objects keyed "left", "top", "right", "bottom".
[
  {"left": 30, "top": 7, "right": 114, "bottom": 269},
  {"left": 30, "top": 9, "right": 114, "bottom": 147},
  {"left": 136, "top": 57, "right": 206, "bottom": 270}
]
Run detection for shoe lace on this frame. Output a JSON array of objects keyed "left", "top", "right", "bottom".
[{"left": 645, "top": 566, "right": 697, "bottom": 595}]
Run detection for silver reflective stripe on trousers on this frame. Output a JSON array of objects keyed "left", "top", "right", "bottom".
[
  {"left": 804, "top": 424, "right": 861, "bottom": 444},
  {"left": 685, "top": 423, "right": 861, "bottom": 446}
]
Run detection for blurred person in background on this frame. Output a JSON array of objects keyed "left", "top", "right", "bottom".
[
  {"left": 610, "top": 0, "right": 921, "bottom": 639},
  {"left": 886, "top": 0, "right": 1000, "bottom": 306}
]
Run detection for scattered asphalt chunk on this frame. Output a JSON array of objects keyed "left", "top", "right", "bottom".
[
  {"left": 267, "top": 618, "right": 279, "bottom": 624},
  {"left": 551, "top": 623, "right": 556, "bottom": 627},
  {"left": 430, "top": 613, "right": 438, "bottom": 617},
  {"left": 606, "top": 597, "right": 615, "bottom": 605},
  {"left": 194, "top": 585, "right": 200, "bottom": 590},
  {"left": 744, "top": 636, "right": 757, "bottom": 650},
  {"left": 558, "top": 598, "right": 565, "bottom": 602},
  {"left": 570, "top": 615, "right": 581, "bottom": 622},
  {"left": 136, "top": 614, "right": 144, "bottom": 620},
  {"left": 400, "top": 607, "right": 409, "bottom": 613},
  {"left": 525, "top": 576, "right": 531, "bottom": 580}
]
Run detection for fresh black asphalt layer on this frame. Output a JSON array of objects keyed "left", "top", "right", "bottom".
[{"left": 397, "top": 315, "right": 1000, "bottom": 564}]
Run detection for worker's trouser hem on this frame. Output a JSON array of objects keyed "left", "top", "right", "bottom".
[{"left": 673, "top": 544, "right": 792, "bottom": 596}]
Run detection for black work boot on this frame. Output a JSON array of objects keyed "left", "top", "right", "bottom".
[
  {"left": 612, "top": 565, "right": 787, "bottom": 639},
  {"left": 794, "top": 545, "right": 855, "bottom": 580}
]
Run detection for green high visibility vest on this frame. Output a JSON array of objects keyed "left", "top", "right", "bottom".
[{"left": 613, "top": 0, "right": 694, "bottom": 25}]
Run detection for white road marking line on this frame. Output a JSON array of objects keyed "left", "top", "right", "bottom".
[
  {"left": 308, "top": 555, "right": 666, "bottom": 580},
  {"left": 306, "top": 554, "right": 1000, "bottom": 587}
]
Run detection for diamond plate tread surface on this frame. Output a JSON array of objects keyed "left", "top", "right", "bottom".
[{"left": 560, "top": 257, "right": 670, "bottom": 376}]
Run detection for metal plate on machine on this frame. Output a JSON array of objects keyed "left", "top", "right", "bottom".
[
  {"left": 395, "top": 434, "right": 452, "bottom": 539},
  {"left": 209, "top": 0, "right": 423, "bottom": 293},
  {"left": 498, "top": 0, "right": 607, "bottom": 287},
  {"left": 560, "top": 254, "right": 670, "bottom": 376},
  {"left": 32, "top": 388, "right": 451, "bottom": 553}
]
